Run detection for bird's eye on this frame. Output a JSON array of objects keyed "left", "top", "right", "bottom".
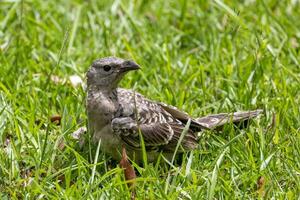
[{"left": 103, "top": 65, "right": 111, "bottom": 72}]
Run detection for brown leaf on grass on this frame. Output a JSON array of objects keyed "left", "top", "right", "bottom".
[
  {"left": 119, "top": 147, "right": 136, "bottom": 186},
  {"left": 50, "top": 115, "right": 62, "bottom": 125},
  {"left": 119, "top": 146, "right": 136, "bottom": 199},
  {"left": 257, "top": 176, "right": 265, "bottom": 197}
]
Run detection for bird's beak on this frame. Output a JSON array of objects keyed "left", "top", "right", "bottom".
[{"left": 120, "top": 60, "right": 140, "bottom": 73}]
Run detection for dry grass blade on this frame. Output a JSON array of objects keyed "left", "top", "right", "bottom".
[{"left": 257, "top": 176, "right": 266, "bottom": 198}]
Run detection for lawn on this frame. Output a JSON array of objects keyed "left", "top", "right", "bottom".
[{"left": 1, "top": 0, "right": 300, "bottom": 199}]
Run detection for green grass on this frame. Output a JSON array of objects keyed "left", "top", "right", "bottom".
[{"left": 1, "top": 0, "right": 300, "bottom": 199}]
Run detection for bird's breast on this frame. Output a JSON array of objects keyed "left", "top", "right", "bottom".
[{"left": 87, "top": 91, "right": 118, "bottom": 127}]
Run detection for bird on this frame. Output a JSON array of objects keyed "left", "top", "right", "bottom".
[{"left": 86, "top": 57, "right": 262, "bottom": 163}]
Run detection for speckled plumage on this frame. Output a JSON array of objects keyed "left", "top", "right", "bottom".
[{"left": 86, "top": 57, "right": 262, "bottom": 162}]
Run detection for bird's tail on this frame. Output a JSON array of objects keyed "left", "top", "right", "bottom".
[{"left": 194, "top": 109, "right": 263, "bottom": 130}]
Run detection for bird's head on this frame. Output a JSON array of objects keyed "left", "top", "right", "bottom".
[{"left": 87, "top": 57, "right": 140, "bottom": 89}]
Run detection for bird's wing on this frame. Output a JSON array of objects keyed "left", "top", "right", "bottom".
[
  {"left": 112, "top": 118, "right": 197, "bottom": 151},
  {"left": 114, "top": 89, "right": 197, "bottom": 151},
  {"left": 195, "top": 109, "right": 263, "bottom": 130}
]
